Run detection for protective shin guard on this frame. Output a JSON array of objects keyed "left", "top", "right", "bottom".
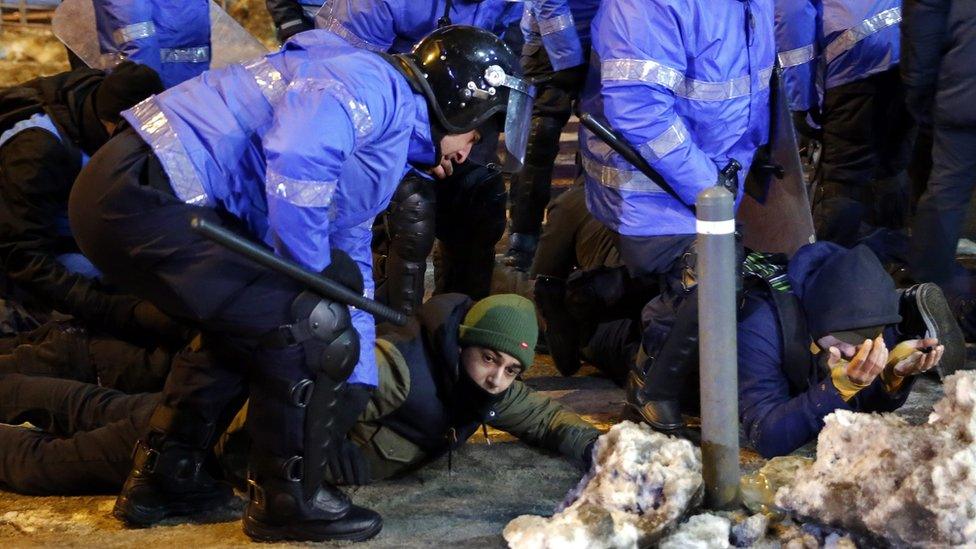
[
  {"left": 380, "top": 176, "right": 436, "bottom": 315},
  {"left": 508, "top": 116, "right": 566, "bottom": 235},
  {"left": 636, "top": 290, "right": 700, "bottom": 431}
]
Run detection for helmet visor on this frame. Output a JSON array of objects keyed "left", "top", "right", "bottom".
[{"left": 500, "top": 84, "right": 535, "bottom": 172}]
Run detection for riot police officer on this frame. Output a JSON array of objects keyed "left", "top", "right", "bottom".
[{"left": 69, "top": 25, "right": 533, "bottom": 542}]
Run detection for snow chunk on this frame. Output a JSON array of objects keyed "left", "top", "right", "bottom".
[
  {"left": 731, "top": 513, "right": 768, "bottom": 547},
  {"left": 659, "top": 513, "right": 730, "bottom": 549},
  {"left": 777, "top": 371, "right": 976, "bottom": 546},
  {"left": 503, "top": 421, "right": 702, "bottom": 549}
]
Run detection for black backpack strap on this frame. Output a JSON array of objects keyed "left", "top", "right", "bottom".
[{"left": 742, "top": 252, "right": 816, "bottom": 393}]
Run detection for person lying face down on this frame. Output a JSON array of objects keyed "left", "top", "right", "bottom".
[{"left": 737, "top": 242, "right": 963, "bottom": 458}]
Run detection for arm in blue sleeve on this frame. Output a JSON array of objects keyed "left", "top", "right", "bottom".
[
  {"left": 263, "top": 81, "right": 357, "bottom": 272},
  {"left": 93, "top": 0, "right": 161, "bottom": 73},
  {"left": 330, "top": 222, "right": 377, "bottom": 387},
  {"left": 597, "top": 0, "right": 717, "bottom": 206},
  {"left": 315, "top": 0, "right": 396, "bottom": 52},
  {"left": 851, "top": 375, "right": 916, "bottom": 414},
  {"left": 774, "top": 0, "right": 819, "bottom": 112},
  {"left": 532, "top": 0, "right": 584, "bottom": 70},
  {"left": 738, "top": 295, "right": 851, "bottom": 458}
]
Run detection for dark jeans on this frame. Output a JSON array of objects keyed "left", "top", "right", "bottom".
[
  {"left": 508, "top": 45, "right": 588, "bottom": 236},
  {"left": 0, "top": 321, "right": 171, "bottom": 393},
  {"left": 530, "top": 182, "right": 619, "bottom": 278},
  {"left": 0, "top": 373, "right": 157, "bottom": 494},
  {"left": 814, "top": 69, "right": 915, "bottom": 246},
  {"left": 910, "top": 126, "right": 976, "bottom": 285},
  {"left": 69, "top": 128, "right": 307, "bottom": 467}
]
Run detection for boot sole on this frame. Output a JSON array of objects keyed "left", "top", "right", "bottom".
[
  {"left": 113, "top": 489, "right": 233, "bottom": 528},
  {"left": 915, "top": 283, "right": 967, "bottom": 378},
  {"left": 243, "top": 516, "right": 383, "bottom": 543}
]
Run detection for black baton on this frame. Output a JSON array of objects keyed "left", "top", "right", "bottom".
[{"left": 190, "top": 216, "right": 407, "bottom": 326}]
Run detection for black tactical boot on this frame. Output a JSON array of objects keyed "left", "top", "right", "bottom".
[
  {"left": 534, "top": 276, "right": 581, "bottom": 376},
  {"left": 242, "top": 459, "right": 382, "bottom": 543},
  {"left": 898, "top": 283, "right": 966, "bottom": 378},
  {"left": 634, "top": 292, "right": 700, "bottom": 431},
  {"left": 113, "top": 438, "right": 234, "bottom": 527},
  {"left": 502, "top": 232, "right": 539, "bottom": 273}
]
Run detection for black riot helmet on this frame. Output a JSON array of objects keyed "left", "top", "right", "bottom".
[{"left": 390, "top": 25, "right": 535, "bottom": 171}]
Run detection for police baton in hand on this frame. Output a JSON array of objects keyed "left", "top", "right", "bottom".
[{"left": 189, "top": 216, "right": 408, "bottom": 326}]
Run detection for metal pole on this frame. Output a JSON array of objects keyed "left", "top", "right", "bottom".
[{"left": 696, "top": 185, "right": 740, "bottom": 509}]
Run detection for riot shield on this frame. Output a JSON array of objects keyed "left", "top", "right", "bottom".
[
  {"left": 53, "top": 0, "right": 268, "bottom": 72},
  {"left": 736, "top": 66, "right": 816, "bottom": 257}
]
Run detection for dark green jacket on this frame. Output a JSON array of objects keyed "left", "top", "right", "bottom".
[{"left": 218, "top": 294, "right": 599, "bottom": 483}]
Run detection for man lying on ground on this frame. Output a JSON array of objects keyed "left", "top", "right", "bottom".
[
  {"left": 0, "top": 294, "right": 599, "bottom": 494},
  {"left": 739, "top": 242, "right": 964, "bottom": 458}
]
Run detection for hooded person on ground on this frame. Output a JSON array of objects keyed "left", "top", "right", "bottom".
[
  {"left": 737, "top": 242, "right": 964, "bottom": 458},
  {"left": 0, "top": 62, "right": 186, "bottom": 351}
]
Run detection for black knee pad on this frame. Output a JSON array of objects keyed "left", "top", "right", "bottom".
[{"left": 288, "top": 291, "right": 359, "bottom": 383}]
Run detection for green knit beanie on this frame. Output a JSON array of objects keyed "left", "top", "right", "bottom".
[{"left": 458, "top": 294, "right": 538, "bottom": 370}]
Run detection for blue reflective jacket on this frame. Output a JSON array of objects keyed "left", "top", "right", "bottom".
[
  {"left": 314, "top": 0, "right": 521, "bottom": 53},
  {"left": 121, "top": 31, "right": 438, "bottom": 387},
  {"left": 520, "top": 0, "right": 600, "bottom": 71},
  {"left": 581, "top": 0, "right": 774, "bottom": 237},
  {"left": 93, "top": 0, "right": 211, "bottom": 88},
  {"left": 775, "top": 0, "right": 901, "bottom": 112}
]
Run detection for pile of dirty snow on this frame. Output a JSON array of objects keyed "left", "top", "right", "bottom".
[
  {"left": 503, "top": 421, "right": 702, "bottom": 548},
  {"left": 777, "top": 371, "right": 976, "bottom": 546}
]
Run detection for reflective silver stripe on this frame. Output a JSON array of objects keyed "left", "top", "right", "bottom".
[
  {"left": 581, "top": 154, "right": 667, "bottom": 193},
  {"left": 279, "top": 19, "right": 305, "bottom": 30},
  {"left": 602, "top": 58, "right": 773, "bottom": 101},
  {"left": 643, "top": 121, "right": 688, "bottom": 162},
  {"left": 824, "top": 7, "right": 901, "bottom": 63},
  {"left": 288, "top": 78, "right": 373, "bottom": 140},
  {"left": 242, "top": 57, "right": 286, "bottom": 104},
  {"left": 777, "top": 44, "right": 816, "bottom": 68},
  {"left": 112, "top": 21, "right": 155, "bottom": 45},
  {"left": 266, "top": 170, "right": 338, "bottom": 208},
  {"left": 160, "top": 46, "right": 210, "bottom": 64},
  {"left": 538, "top": 13, "right": 574, "bottom": 36},
  {"left": 127, "top": 97, "right": 210, "bottom": 206},
  {"left": 319, "top": 15, "right": 387, "bottom": 52}
]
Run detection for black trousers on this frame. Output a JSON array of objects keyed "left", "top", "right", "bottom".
[
  {"left": 68, "top": 129, "right": 311, "bottom": 466},
  {"left": 910, "top": 125, "right": 976, "bottom": 285},
  {"left": 0, "top": 321, "right": 171, "bottom": 393},
  {"left": 0, "top": 373, "right": 156, "bottom": 494},
  {"left": 814, "top": 68, "right": 915, "bottom": 246},
  {"left": 507, "top": 45, "right": 588, "bottom": 236}
]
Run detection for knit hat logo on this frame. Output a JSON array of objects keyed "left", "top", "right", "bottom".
[{"left": 458, "top": 294, "right": 538, "bottom": 370}]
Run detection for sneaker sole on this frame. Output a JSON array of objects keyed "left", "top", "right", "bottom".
[
  {"left": 915, "top": 283, "right": 967, "bottom": 378},
  {"left": 243, "top": 516, "right": 383, "bottom": 543}
]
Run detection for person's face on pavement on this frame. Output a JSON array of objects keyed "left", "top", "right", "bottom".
[
  {"left": 461, "top": 345, "right": 522, "bottom": 395},
  {"left": 431, "top": 130, "right": 481, "bottom": 179}
]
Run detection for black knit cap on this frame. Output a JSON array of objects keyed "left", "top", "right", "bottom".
[
  {"left": 94, "top": 61, "right": 163, "bottom": 124},
  {"left": 796, "top": 244, "right": 902, "bottom": 340}
]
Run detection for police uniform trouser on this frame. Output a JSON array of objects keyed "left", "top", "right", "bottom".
[
  {"left": 68, "top": 128, "right": 335, "bottom": 492},
  {"left": 508, "top": 46, "right": 588, "bottom": 236},
  {"left": 0, "top": 373, "right": 156, "bottom": 494},
  {"left": 910, "top": 125, "right": 976, "bottom": 285},
  {"left": 814, "top": 68, "right": 915, "bottom": 246}
]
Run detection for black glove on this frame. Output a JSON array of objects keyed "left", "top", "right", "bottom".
[
  {"left": 326, "top": 436, "right": 372, "bottom": 486},
  {"left": 717, "top": 159, "right": 742, "bottom": 199},
  {"left": 130, "top": 300, "right": 192, "bottom": 347},
  {"left": 580, "top": 440, "right": 597, "bottom": 472},
  {"left": 332, "top": 382, "right": 372, "bottom": 438},
  {"left": 791, "top": 110, "right": 823, "bottom": 141}
]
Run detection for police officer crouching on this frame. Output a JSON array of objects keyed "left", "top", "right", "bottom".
[{"left": 68, "top": 26, "right": 533, "bottom": 543}]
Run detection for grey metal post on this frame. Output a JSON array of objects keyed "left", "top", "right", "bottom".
[{"left": 696, "top": 186, "right": 740, "bottom": 509}]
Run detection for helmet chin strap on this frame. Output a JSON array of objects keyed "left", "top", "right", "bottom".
[{"left": 437, "top": 0, "right": 454, "bottom": 27}]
